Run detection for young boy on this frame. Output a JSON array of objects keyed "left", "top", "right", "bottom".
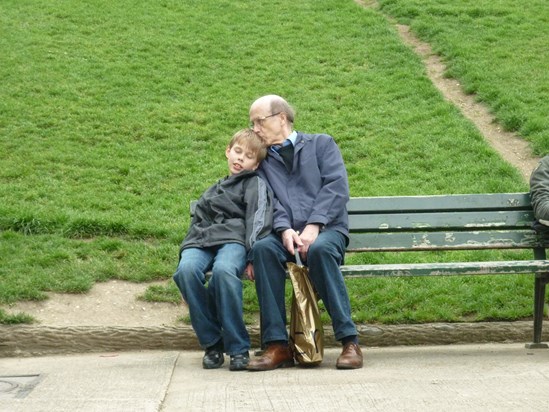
[{"left": 173, "top": 128, "right": 272, "bottom": 371}]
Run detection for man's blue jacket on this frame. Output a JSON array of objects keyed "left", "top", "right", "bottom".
[{"left": 257, "top": 132, "right": 349, "bottom": 240}]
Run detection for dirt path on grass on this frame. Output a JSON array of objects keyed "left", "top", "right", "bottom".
[
  {"left": 1, "top": 7, "right": 540, "bottom": 328},
  {"left": 2, "top": 280, "right": 186, "bottom": 327},
  {"left": 359, "top": 0, "right": 540, "bottom": 182},
  {"left": 395, "top": 24, "right": 539, "bottom": 181}
]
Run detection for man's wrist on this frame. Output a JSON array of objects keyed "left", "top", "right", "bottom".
[{"left": 276, "top": 227, "right": 291, "bottom": 235}]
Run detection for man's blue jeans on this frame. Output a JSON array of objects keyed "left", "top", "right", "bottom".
[
  {"left": 173, "top": 243, "right": 250, "bottom": 355},
  {"left": 249, "top": 230, "right": 358, "bottom": 345}
]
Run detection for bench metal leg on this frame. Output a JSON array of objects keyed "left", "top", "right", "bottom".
[{"left": 525, "top": 273, "right": 549, "bottom": 349}]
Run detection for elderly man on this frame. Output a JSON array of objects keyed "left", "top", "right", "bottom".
[{"left": 245, "top": 95, "right": 363, "bottom": 371}]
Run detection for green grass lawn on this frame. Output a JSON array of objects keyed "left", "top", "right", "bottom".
[{"left": 1, "top": 0, "right": 546, "bottom": 325}]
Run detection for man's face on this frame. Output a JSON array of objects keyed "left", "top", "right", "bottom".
[
  {"left": 225, "top": 143, "right": 259, "bottom": 175},
  {"left": 249, "top": 102, "right": 285, "bottom": 146}
]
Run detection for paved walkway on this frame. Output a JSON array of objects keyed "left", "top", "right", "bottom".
[{"left": 1, "top": 343, "right": 548, "bottom": 411}]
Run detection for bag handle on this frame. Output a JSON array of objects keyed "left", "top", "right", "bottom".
[{"left": 294, "top": 251, "right": 303, "bottom": 266}]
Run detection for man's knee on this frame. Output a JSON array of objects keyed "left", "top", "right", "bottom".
[
  {"left": 309, "top": 238, "right": 335, "bottom": 259},
  {"left": 250, "top": 234, "right": 278, "bottom": 258},
  {"left": 309, "top": 233, "right": 344, "bottom": 264}
]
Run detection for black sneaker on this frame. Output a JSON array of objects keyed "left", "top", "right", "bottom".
[
  {"left": 229, "top": 351, "right": 250, "bottom": 371},
  {"left": 202, "top": 348, "right": 224, "bottom": 369}
]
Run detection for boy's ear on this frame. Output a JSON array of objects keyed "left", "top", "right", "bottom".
[{"left": 225, "top": 146, "right": 231, "bottom": 158}]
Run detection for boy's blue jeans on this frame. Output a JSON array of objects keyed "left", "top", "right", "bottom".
[{"left": 173, "top": 243, "right": 250, "bottom": 356}]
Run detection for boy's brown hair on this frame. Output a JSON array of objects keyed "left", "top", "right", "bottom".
[{"left": 228, "top": 129, "right": 267, "bottom": 162}]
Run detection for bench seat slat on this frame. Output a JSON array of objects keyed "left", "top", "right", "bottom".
[{"left": 340, "top": 260, "right": 549, "bottom": 278}]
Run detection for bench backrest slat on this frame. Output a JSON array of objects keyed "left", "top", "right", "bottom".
[
  {"left": 347, "top": 193, "right": 531, "bottom": 213},
  {"left": 345, "top": 192, "right": 543, "bottom": 252},
  {"left": 349, "top": 210, "right": 534, "bottom": 232}
]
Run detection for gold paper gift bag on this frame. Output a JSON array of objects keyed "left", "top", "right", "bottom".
[{"left": 288, "top": 255, "right": 324, "bottom": 366}]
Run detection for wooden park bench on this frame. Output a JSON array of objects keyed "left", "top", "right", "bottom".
[{"left": 192, "top": 192, "right": 549, "bottom": 348}]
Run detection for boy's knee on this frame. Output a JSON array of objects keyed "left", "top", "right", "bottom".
[
  {"left": 212, "top": 261, "right": 241, "bottom": 277},
  {"left": 172, "top": 263, "right": 186, "bottom": 281},
  {"left": 172, "top": 271, "right": 186, "bottom": 297},
  {"left": 173, "top": 260, "right": 206, "bottom": 287},
  {"left": 174, "top": 261, "right": 192, "bottom": 278}
]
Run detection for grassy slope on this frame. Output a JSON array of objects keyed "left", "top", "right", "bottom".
[
  {"left": 0, "top": 0, "right": 540, "bottom": 324},
  {"left": 378, "top": 0, "right": 549, "bottom": 154}
]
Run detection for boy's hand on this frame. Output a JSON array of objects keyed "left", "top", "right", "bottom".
[{"left": 245, "top": 262, "right": 255, "bottom": 281}]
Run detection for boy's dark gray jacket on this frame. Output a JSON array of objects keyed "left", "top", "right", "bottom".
[
  {"left": 258, "top": 132, "right": 349, "bottom": 239},
  {"left": 180, "top": 170, "right": 273, "bottom": 255}
]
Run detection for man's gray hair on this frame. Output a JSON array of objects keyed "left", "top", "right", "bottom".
[{"left": 270, "top": 96, "right": 295, "bottom": 124}]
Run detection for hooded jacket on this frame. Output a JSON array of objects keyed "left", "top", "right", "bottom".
[{"left": 180, "top": 170, "right": 273, "bottom": 254}]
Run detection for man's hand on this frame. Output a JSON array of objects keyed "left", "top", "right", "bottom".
[
  {"left": 245, "top": 262, "right": 255, "bottom": 281},
  {"left": 281, "top": 229, "right": 303, "bottom": 256},
  {"left": 297, "top": 224, "right": 320, "bottom": 259},
  {"left": 281, "top": 225, "right": 320, "bottom": 260}
]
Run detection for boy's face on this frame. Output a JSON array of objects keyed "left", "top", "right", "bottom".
[{"left": 225, "top": 142, "right": 260, "bottom": 175}]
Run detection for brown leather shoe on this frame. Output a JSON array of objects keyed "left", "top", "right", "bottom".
[
  {"left": 247, "top": 343, "right": 294, "bottom": 371},
  {"left": 336, "top": 342, "right": 363, "bottom": 369}
]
